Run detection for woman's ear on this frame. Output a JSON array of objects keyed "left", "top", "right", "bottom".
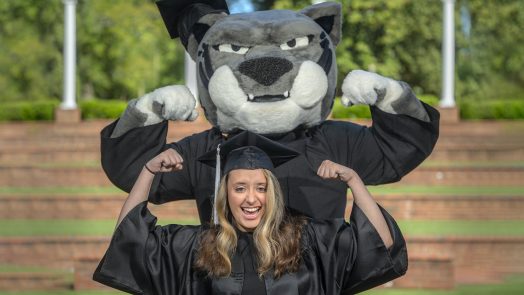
[{"left": 300, "top": 2, "right": 342, "bottom": 47}]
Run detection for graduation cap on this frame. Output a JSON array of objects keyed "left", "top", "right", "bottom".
[
  {"left": 156, "top": 0, "right": 229, "bottom": 46},
  {"left": 198, "top": 131, "right": 300, "bottom": 223}
]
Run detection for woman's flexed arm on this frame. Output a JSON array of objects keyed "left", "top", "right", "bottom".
[
  {"left": 115, "top": 149, "right": 184, "bottom": 228},
  {"left": 317, "top": 160, "right": 393, "bottom": 248}
]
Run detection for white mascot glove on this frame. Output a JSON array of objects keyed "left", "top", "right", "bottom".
[
  {"left": 341, "top": 70, "right": 405, "bottom": 115},
  {"left": 135, "top": 85, "right": 199, "bottom": 124},
  {"left": 111, "top": 85, "right": 199, "bottom": 138}
]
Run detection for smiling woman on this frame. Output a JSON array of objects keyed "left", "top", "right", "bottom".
[{"left": 93, "top": 131, "right": 407, "bottom": 295}]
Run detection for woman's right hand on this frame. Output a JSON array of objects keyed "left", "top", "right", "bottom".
[{"left": 145, "top": 148, "right": 184, "bottom": 174}]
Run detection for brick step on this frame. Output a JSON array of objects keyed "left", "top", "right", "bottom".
[
  {"left": 0, "top": 272, "right": 72, "bottom": 291},
  {"left": 390, "top": 255, "right": 454, "bottom": 289},
  {"left": 74, "top": 254, "right": 455, "bottom": 291},
  {"left": 407, "top": 236, "right": 524, "bottom": 284},
  {"left": 428, "top": 146, "right": 524, "bottom": 161},
  {"left": 0, "top": 150, "right": 100, "bottom": 163},
  {"left": 1, "top": 165, "right": 522, "bottom": 186},
  {"left": 2, "top": 194, "right": 522, "bottom": 220},
  {"left": 1, "top": 145, "right": 522, "bottom": 164},
  {"left": 0, "top": 119, "right": 211, "bottom": 139},
  {"left": 2, "top": 235, "right": 522, "bottom": 286},
  {"left": 366, "top": 195, "right": 524, "bottom": 220},
  {"left": 399, "top": 166, "right": 524, "bottom": 186}
]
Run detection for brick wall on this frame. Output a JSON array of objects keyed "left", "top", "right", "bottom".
[
  {"left": 2, "top": 195, "right": 522, "bottom": 220},
  {"left": 2, "top": 235, "right": 522, "bottom": 285}
]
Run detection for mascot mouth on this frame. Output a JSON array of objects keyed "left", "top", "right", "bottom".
[{"left": 247, "top": 91, "right": 290, "bottom": 102}]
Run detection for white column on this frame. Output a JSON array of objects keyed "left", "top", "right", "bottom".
[
  {"left": 440, "top": 0, "right": 456, "bottom": 108},
  {"left": 61, "top": 0, "right": 77, "bottom": 109},
  {"left": 184, "top": 52, "right": 198, "bottom": 98}
]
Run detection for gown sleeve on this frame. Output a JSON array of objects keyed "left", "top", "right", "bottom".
[
  {"left": 323, "top": 102, "right": 439, "bottom": 185},
  {"left": 306, "top": 204, "right": 407, "bottom": 294},
  {"left": 100, "top": 120, "right": 194, "bottom": 204},
  {"left": 92, "top": 201, "right": 202, "bottom": 295}
]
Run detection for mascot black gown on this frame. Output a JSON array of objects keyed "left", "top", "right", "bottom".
[{"left": 96, "top": 1, "right": 439, "bottom": 293}]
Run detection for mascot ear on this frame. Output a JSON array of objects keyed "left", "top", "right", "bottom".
[
  {"left": 300, "top": 2, "right": 342, "bottom": 47},
  {"left": 156, "top": 0, "right": 229, "bottom": 60},
  {"left": 185, "top": 12, "right": 227, "bottom": 60}
]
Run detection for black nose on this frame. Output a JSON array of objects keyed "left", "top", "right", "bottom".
[{"left": 238, "top": 57, "right": 293, "bottom": 86}]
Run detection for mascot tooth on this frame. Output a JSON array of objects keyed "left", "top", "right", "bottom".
[{"left": 102, "top": 0, "right": 439, "bottom": 231}]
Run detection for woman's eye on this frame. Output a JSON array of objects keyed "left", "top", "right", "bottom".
[
  {"left": 280, "top": 36, "right": 310, "bottom": 50},
  {"left": 257, "top": 187, "right": 267, "bottom": 193},
  {"left": 235, "top": 187, "right": 246, "bottom": 193},
  {"left": 215, "top": 44, "right": 250, "bottom": 54}
]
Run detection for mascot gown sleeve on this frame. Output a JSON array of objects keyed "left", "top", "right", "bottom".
[{"left": 100, "top": 103, "right": 439, "bottom": 223}]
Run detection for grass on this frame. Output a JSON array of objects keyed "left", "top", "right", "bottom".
[
  {"left": 367, "top": 185, "right": 524, "bottom": 196},
  {"left": 362, "top": 275, "right": 524, "bottom": 295},
  {"left": 0, "top": 276, "right": 522, "bottom": 295},
  {"left": 2, "top": 185, "right": 524, "bottom": 198},
  {"left": 1, "top": 219, "right": 524, "bottom": 237},
  {"left": 0, "top": 292, "right": 123, "bottom": 295},
  {"left": 0, "top": 265, "right": 67, "bottom": 274},
  {"left": 0, "top": 187, "right": 124, "bottom": 197},
  {"left": 397, "top": 220, "right": 524, "bottom": 236},
  {"left": 0, "top": 219, "right": 199, "bottom": 236},
  {"left": 421, "top": 161, "right": 524, "bottom": 168}
]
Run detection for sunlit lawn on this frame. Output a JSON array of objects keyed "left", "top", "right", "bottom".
[
  {"left": 0, "top": 275, "right": 523, "bottom": 295},
  {"left": 1, "top": 185, "right": 523, "bottom": 197},
  {"left": 1, "top": 219, "right": 524, "bottom": 237}
]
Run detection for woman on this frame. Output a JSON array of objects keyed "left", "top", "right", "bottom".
[{"left": 93, "top": 131, "right": 407, "bottom": 295}]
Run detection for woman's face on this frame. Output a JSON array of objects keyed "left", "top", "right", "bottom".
[{"left": 227, "top": 169, "right": 267, "bottom": 232}]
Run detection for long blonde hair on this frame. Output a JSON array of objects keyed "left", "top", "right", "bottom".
[{"left": 194, "top": 169, "right": 305, "bottom": 278}]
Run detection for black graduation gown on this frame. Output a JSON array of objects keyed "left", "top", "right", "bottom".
[
  {"left": 93, "top": 201, "right": 408, "bottom": 295},
  {"left": 101, "top": 104, "right": 439, "bottom": 223}
]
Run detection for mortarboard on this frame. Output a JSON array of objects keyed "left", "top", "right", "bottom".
[
  {"left": 156, "top": 0, "right": 229, "bottom": 46},
  {"left": 198, "top": 131, "right": 300, "bottom": 223}
]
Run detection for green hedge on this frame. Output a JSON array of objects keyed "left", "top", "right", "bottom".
[
  {"left": 332, "top": 95, "right": 524, "bottom": 120},
  {"left": 79, "top": 100, "right": 127, "bottom": 119},
  {"left": 0, "top": 101, "right": 60, "bottom": 121},
  {"left": 1, "top": 97, "right": 524, "bottom": 121},
  {"left": 0, "top": 99, "right": 127, "bottom": 121},
  {"left": 331, "top": 95, "right": 440, "bottom": 119},
  {"left": 460, "top": 100, "right": 524, "bottom": 120}
]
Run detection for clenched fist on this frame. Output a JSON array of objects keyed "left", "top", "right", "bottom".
[
  {"left": 145, "top": 149, "right": 184, "bottom": 174},
  {"left": 317, "top": 160, "right": 359, "bottom": 186}
]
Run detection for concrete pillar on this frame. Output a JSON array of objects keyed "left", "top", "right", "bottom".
[
  {"left": 57, "top": 0, "right": 81, "bottom": 122},
  {"left": 440, "top": 0, "right": 456, "bottom": 108}
]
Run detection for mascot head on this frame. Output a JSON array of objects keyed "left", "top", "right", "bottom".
[{"left": 157, "top": 0, "right": 341, "bottom": 134}]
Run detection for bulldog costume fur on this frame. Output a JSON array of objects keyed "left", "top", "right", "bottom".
[{"left": 100, "top": 0, "right": 440, "bottom": 223}]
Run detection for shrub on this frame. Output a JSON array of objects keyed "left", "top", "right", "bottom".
[
  {"left": 0, "top": 100, "right": 59, "bottom": 121},
  {"left": 79, "top": 99, "right": 127, "bottom": 119}
]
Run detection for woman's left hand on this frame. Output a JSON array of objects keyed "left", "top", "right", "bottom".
[{"left": 317, "top": 160, "right": 357, "bottom": 184}]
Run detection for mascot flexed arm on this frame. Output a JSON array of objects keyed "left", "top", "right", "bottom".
[{"left": 101, "top": 1, "right": 439, "bottom": 223}]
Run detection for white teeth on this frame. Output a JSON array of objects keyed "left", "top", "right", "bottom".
[
  {"left": 248, "top": 94, "right": 255, "bottom": 101},
  {"left": 284, "top": 91, "right": 290, "bottom": 98},
  {"left": 243, "top": 207, "right": 260, "bottom": 213}
]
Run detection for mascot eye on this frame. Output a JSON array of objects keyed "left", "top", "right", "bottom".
[
  {"left": 216, "top": 44, "right": 250, "bottom": 54},
  {"left": 280, "top": 36, "right": 310, "bottom": 50}
]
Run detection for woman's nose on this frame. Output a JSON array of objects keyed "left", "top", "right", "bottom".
[{"left": 245, "top": 189, "right": 257, "bottom": 203}]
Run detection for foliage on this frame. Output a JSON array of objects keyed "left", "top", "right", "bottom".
[
  {"left": 460, "top": 99, "right": 524, "bottom": 120},
  {"left": 331, "top": 95, "right": 439, "bottom": 120},
  {"left": 0, "top": 0, "right": 185, "bottom": 102},
  {"left": 79, "top": 99, "right": 127, "bottom": 119},
  {"left": 0, "top": 101, "right": 59, "bottom": 121},
  {"left": 331, "top": 96, "right": 524, "bottom": 120},
  {"left": 0, "top": 0, "right": 523, "bottom": 112},
  {"left": 0, "top": 99, "right": 126, "bottom": 121},
  {"left": 273, "top": 0, "right": 524, "bottom": 102}
]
